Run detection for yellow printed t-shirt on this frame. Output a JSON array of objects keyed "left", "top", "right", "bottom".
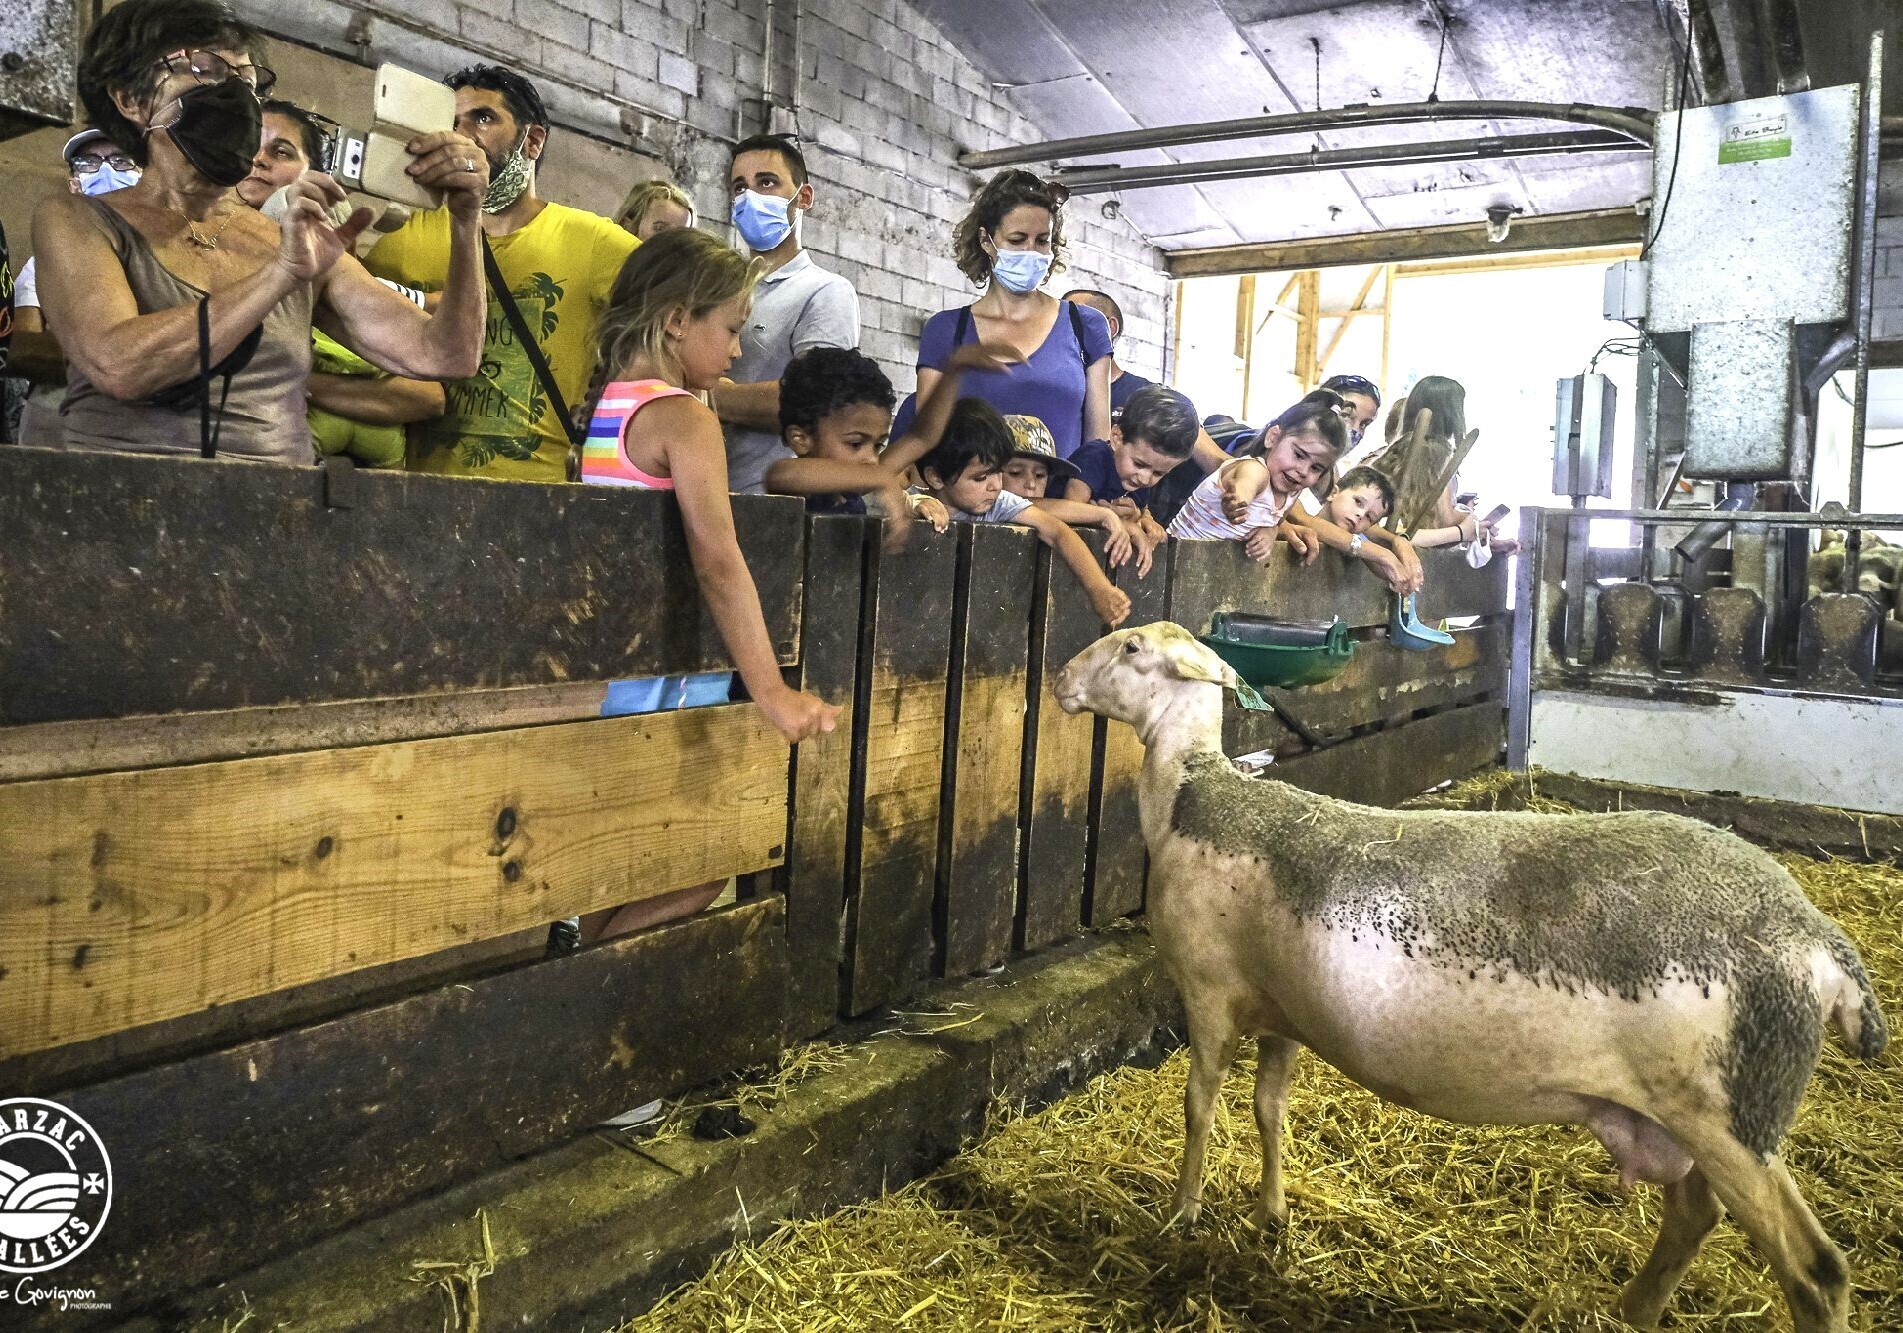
[{"left": 365, "top": 202, "right": 637, "bottom": 482}]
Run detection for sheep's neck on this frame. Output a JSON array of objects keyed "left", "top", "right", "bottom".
[{"left": 1135, "top": 686, "right": 1228, "bottom": 843}]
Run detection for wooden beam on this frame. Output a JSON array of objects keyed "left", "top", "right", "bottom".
[
  {"left": 1085, "top": 549, "right": 1171, "bottom": 925},
  {"left": 1379, "top": 263, "right": 1396, "bottom": 394},
  {"left": 1271, "top": 701, "right": 1505, "bottom": 806},
  {"left": 1238, "top": 274, "right": 1258, "bottom": 418},
  {"left": 782, "top": 515, "right": 867, "bottom": 1037},
  {"left": 0, "top": 447, "right": 805, "bottom": 726},
  {"left": 1316, "top": 265, "right": 1383, "bottom": 381},
  {"left": 1395, "top": 243, "right": 1640, "bottom": 280},
  {"left": 1018, "top": 533, "right": 1107, "bottom": 950},
  {"left": 1294, "top": 270, "right": 1321, "bottom": 391},
  {"left": 938, "top": 524, "right": 1034, "bottom": 976},
  {"left": 1165, "top": 208, "right": 1645, "bottom": 279},
  {"left": 47, "top": 896, "right": 789, "bottom": 1309},
  {"left": 0, "top": 681, "right": 615, "bottom": 784},
  {"left": 0, "top": 704, "right": 790, "bottom": 1058},
  {"left": 843, "top": 525, "right": 957, "bottom": 1015}
]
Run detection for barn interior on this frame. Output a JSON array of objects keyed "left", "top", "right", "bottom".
[{"left": 1, "top": 1, "right": 1900, "bottom": 1330}]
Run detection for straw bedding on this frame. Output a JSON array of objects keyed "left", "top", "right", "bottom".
[{"left": 626, "top": 792, "right": 1902, "bottom": 1332}]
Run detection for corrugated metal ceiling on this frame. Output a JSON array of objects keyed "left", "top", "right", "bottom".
[{"left": 909, "top": 0, "right": 1672, "bottom": 250}]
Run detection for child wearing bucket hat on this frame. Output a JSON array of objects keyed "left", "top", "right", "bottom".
[{"left": 999, "top": 413, "right": 1150, "bottom": 575}]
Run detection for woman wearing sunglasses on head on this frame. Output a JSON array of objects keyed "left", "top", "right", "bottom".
[{"left": 30, "top": 0, "right": 489, "bottom": 464}]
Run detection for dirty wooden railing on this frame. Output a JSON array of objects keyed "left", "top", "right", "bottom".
[{"left": 0, "top": 446, "right": 1509, "bottom": 1320}]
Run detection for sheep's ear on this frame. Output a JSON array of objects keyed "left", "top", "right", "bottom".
[{"left": 1159, "top": 635, "right": 1239, "bottom": 689}]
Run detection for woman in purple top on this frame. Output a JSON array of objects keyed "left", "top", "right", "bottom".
[{"left": 914, "top": 171, "right": 1112, "bottom": 460}]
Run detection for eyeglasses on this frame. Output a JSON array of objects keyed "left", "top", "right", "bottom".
[
  {"left": 152, "top": 48, "right": 277, "bottom": 97},
  {"left": 70, "top": 152, "right": 139, "bottom": 175}
]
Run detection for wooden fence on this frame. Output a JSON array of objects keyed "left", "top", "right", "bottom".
[{"left": 0, "top": 446, "right": 1510, "bottom": 1315}]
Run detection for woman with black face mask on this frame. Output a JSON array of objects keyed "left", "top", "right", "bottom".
[{"left": 29, "top": 0, "right": 491, "bottom": 463}]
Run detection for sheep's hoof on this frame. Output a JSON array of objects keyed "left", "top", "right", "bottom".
[
  {"left": 1252, "top": 1201, "right": 1289, "bottom": 1233},
  {"left": 1616, "top": 1283, "right": 1667, "bottom": 1329},
  {"left": 1170, "top": 1196, "right": 1203, "bottom": 1227}
]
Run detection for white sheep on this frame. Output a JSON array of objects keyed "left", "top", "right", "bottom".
[{"left": 1054, "top": 622, "right": 1888, "bottom": 1333}]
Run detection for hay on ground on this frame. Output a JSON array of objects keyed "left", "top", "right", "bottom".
[{"left": 625, "top": 846, "right": 1903, "bottom": 1332}]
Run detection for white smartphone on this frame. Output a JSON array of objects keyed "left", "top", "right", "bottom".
[{"left": 357, "top": 64, "right": 457, "bottom": 210}]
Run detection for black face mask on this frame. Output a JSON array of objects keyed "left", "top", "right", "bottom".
[{"left": 160, "top": 78, "right": 262, "bottom": 187}]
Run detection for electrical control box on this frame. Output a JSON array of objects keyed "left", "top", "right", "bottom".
[
  {"left": 1554, "top": 373, "right": 1618, "bottom": 501},
  {"left": 1603, "top": 259, "right": 1648, "bottom": 324}
]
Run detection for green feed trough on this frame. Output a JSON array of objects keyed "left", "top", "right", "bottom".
[{"left": 1199, "top": 612, "right": 1356, "bottom": 689}]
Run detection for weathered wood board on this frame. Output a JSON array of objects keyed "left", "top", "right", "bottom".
[
  {"left": 938, "top": 523, "right": 1035, "bottom": 977},
  {"left": 0, "top": 704, "right": 789, "bottom": 1057},
  {"left": 1170, "top": 541, "right": 1508, "bottom": 636},
  {"left": 1224, "top": 622, "right": 1509, "bottom": 755},
  {"left": 1271, "top": 701, "right": 1506, "bottom": 807},
  {"left": 0, "top": 446, "right": 804, "bottom": 724},
  {"left": 844, "top": 525, "right": 957, "bottom": 1014},
  {"left": 1086, "top": 549, "right": 1172, "bottom": 925},
  {"left": 1018, "top": 533, "right": 1108, "bottom": 950},
  {"left": 783, "top": 516, "right": 867, "bottom": 1036},
  {"left": 53, "top": 896, "right": 788, "bottom": 1310}
]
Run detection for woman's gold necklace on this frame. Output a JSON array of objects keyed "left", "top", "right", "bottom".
[{"left": 184, "top": 204, "right": 237, "bottom": 251}]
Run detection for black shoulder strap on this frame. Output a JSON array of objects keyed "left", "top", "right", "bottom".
[
  {"left": 1068, "top": 299, "right": 1088, "bottom": 369},
  {"left": 953, "top": 304, "right": 973, "bottom": 347},
  {"left": 482, "top": 234, "right": 584, "bottom": 448}
]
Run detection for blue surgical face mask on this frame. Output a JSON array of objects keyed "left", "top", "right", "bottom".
[
  {"left": 731, "top": 189, "right": 793, "bottom": 252},
  {"left": 78, "top": 164, "right": 142, "bottom": 196},
  {"left": 989, "top": 245, "right": 1051, "bottom": 294}
]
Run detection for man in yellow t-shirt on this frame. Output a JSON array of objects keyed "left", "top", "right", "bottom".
[{"left": 365, "top": 65, "right": 637, "bottom": 482}]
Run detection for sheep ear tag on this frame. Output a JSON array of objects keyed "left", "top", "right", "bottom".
[{"left": 1231, "top": 678, "right": 1275, "bottom": 713}]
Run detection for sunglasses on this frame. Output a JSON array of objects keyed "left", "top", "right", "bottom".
[
  {"left": 153, "top": 48, "right": 277, "bottom": 97},
  {"left": 1327, "top": 375, "right": 1381, "bottom": 400}
]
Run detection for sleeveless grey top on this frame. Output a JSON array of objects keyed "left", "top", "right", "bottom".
[{"left": 56, "top": 197, "right": 316, "bottom": 464}]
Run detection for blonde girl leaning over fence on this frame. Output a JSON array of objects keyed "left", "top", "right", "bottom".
[{"left": 566, "top": 227, "right": 837, "bottom": 943}]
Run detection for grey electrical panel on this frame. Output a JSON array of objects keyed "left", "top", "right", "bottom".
[{"left": 1554, "top": 373, "right": 1617, "bottom": 501}]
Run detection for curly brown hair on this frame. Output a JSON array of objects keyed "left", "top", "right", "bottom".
[
  {"left": 952, "top": 169, "right": 1069, "bottom": 286},
  {"left": 78, "top": 0, "right": 268, "bottom": 165}
]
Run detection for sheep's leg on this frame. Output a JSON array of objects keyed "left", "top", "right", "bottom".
[
  {"left": 1174, "top": 1021, "right": 1240, "bottom": 1225},
  {"left": 1617, "top": 1165, "right": 1722, "bottom": 1328},
  {"left": 1679, "top": 1131, "right": 1849, "bottom": 1333},
  {"left": 1251, "top": 1035, "right": 1300, "bottom": 1230}
]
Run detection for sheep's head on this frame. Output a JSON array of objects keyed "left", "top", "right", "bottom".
[{"left": 1054, "top": 623, "right": 1240, "bottom": 729}]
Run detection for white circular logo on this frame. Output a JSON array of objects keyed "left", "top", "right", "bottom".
[{"left": 0, "top": 1099, "right": 113, "bottom": 1275}]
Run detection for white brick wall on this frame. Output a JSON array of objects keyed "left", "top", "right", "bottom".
[
  {"left": 246, "top": 0, "right": 1171, "bottom": 391},
  {"left": 1870, "top": 163, "right": 1903, "bottom": 341}
]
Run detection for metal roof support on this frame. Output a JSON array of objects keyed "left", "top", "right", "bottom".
[
  {"left": 955, "top": 100, "right": 1653, "bottom": 171},
  {"left": 1761, "top": 0, "right": 1811, "bottom": 93},
  {"left": 1685, "top": 0, "right": 1736, "bottom": 104},
  {"left": 1049, "top": 130, "right": 1644, "bottom": 196}
]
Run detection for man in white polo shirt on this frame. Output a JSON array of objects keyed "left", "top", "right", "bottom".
[{"left": 710, "top": 133, "right": 861, "bottom": 494}]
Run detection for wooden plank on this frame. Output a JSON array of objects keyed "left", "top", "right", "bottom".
[
  {"left": 0, "top": 681, "right": 615, "bottom": 783},
  {"left": 1221, "top": 621, "right": 1508, "bottom": 760},
  {"left": 783, "top": 516, "right": 868, "bottom": 1036},
  {"left": 1294, "top": 270, "right": 1321, "bottom": 390},
  {"left": 844, "top": 525, "right": 957, "bottom": 1014},
  {"left": 1019, "top": 533, "right": 1108, "bottom": 950},
  {"left": 1166, "top": 208, "right": 1645, "bottom": 279},
  {"left": 0, "top": 446, "right": 804, "bottom": 726},
  {"left": 1280, "top": 621, "right": 1509, "bottom": 735},
  {"left": 0, "top": 705, "right": 789, "bottom": 1058},
  {"left": 1270, "top": 702, "right": 1506, "bottom": 807},
  {"left": 1395, "top": 243, "right": 1639, "bottom": 280},
  {"left": 1086, "top": 548, "right": 1171, "bottom": 925},
  {"left": 52, "top": 896, "right": 788, "bottom": 1308},
  {"left": 938, "top": 524, "right": 1035, "bottom": 976}
]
